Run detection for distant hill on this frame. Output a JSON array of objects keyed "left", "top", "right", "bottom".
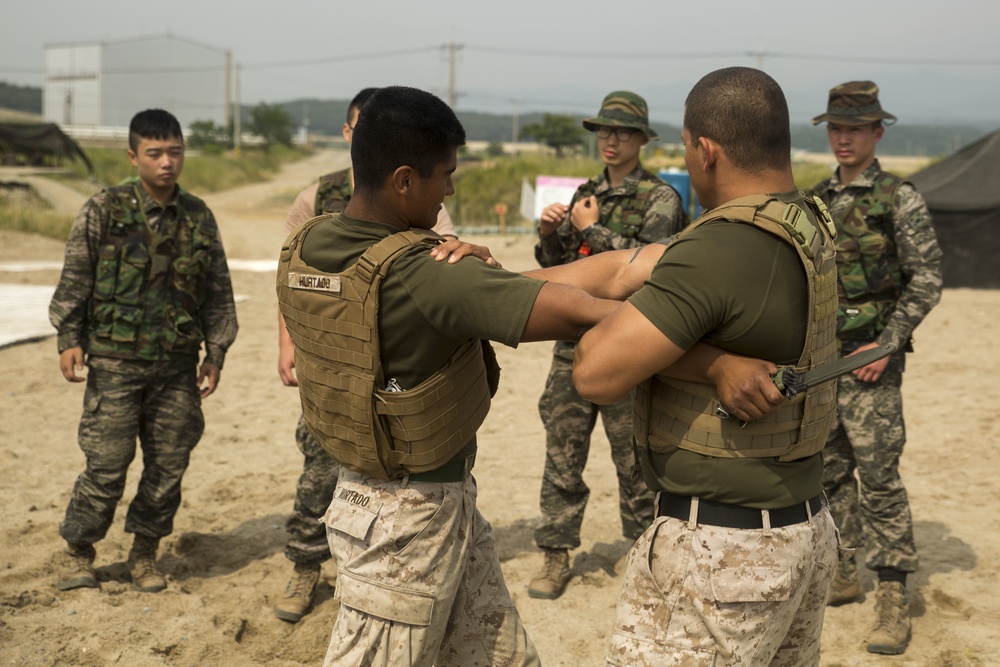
[
  {"left": 791, "top": 123, "right": 992, "bottom": 157},
  {"left": 0, "top": 82, "right": 42, "bottom": 115},
  {"left": 2, "top": 81, "right": 991, "bottom": 157},
  {"left": 277, "top": 96, "right": 991, "bottom": 156}
]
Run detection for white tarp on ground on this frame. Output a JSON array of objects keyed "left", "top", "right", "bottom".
[
  {"left": 0, "top": 284, "right": 57, "bottom": 349},
  {"left": 0, "top": 283, "right": 250, "bottom": 350},
  {"left": 0, "top": 257, "right": 267, "bottom": 349}
]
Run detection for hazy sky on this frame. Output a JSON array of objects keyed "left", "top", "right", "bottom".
[{"left": 4, "top": 0, "right": 1000, "bottom": 129}]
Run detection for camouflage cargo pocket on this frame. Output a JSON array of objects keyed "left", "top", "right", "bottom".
[{"left": 710, "top": 565, "right": 792, "bottom": 603}]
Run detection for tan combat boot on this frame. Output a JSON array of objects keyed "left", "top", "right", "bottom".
[
  {"left": 127, "top": 539, "right": 167, "bottom": 593},
  {"left": 527, "top": 548, "right": 571, "bottom": 600},
  {"left": 274, "top": 562, "right": 321, "bottom": 622},
  {"left": 57, "top": 544, "right": 99, "bottom": 591},
  {"left": 827, "top": 559, "right": 865, "bottom": 606},
  {"left": 866, "top": 581, "right": 911, "bottom": 655}
]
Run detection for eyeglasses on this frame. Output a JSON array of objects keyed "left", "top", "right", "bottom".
[{"left": 594, "top": 127, "right": 637, "bottom": 142}]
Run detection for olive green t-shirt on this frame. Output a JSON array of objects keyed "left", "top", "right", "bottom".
[
  {"left": 300, "top": 213, "right": 544, "bottom": 391},
  {"left": 627, "top": 194, "right": 823, "bottom": 507}
]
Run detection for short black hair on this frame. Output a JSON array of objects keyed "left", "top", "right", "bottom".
[
  {"left": 350, "top": 86, "right": 466, "bottom": 196},
  {"left": 128, "top": 109, "right": 183, "bottom": 151},
  {"left": 347, "top": 88, "right": 379, "bottom": 123},
  {"left": 684, "top": 67, "right": 790, "bottom": 174}
]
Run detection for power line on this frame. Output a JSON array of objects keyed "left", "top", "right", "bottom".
[
  {"left": 466, "top": 45, "right": 1000, "bottom": 67},
  {"left": 466, "top": 46, "right": 743, "bottom": 60},
  {"left": 5, "top": 43, "right": 1000, "bottom": 77},
  {"left": 242, "top": 45, "right": 443, "bottom": 70}
]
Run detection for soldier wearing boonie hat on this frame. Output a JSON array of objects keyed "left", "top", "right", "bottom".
[
  {"left": 528, "top": 90, "right": 687, "bottom": 601},
  {"left": 582, "top": 91, "right": 661, "bottom": 140},
  {"left": 811, "top": 80, "right": 897, "bottom": 126},
  {"left": 807, "top": 80, "right": 942, "bottom": 656}
]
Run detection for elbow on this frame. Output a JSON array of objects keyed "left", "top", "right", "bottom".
[{"left": 572, "top": 362, "right": 624, "bottom": 405}]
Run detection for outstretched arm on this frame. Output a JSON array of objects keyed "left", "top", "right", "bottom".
[
  {"left": 520, "top": 282, "right": 620, "bottom": 343},
  {"left": 525, "top": 244, "right": 667, "bottom": 301}
]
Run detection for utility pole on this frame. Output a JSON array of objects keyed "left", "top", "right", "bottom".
[
  {"left": 302, "top": 100, "right": 310, "bottom": 147},
  {"left": 447, "top": 42, "right": 463, "bottom": 109},
  {"left": 512, "top": 99, "right": 519, "bottom": 146},
  {"left": 234, "top": 63, "right": 242, "bottom": 154},
  {"left": 225, "top": 49, "right": 232, "bottom": 132}
]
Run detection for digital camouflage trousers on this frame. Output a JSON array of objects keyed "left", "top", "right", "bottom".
[
  {"left": 608, "top": 507, "right": 840, "bottom": 666},
  {"left": 822, "top": 356, "right": 919, "bottom": 573},
  {"left": 285, "top": 412, "right": 340, "bottom": 565},
  {"left": 60, "top": 366, "right": 204, "bottom": 546},
  {"left": 322, "top": 469, "right": 540, "bottom": 667},
  {"left": 535, "top": 357, "right": 655, "bottom": 550}
]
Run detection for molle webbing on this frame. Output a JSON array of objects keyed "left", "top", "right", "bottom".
[
  {"left": 813, "top": 172, "right": 906, "bottom": 340},
  {"left": 633, "top": 195, "right": 838, "bottom": 461},
  {"left": 276, "top": 217, "right": 493, "bottom": 479},
  {"left": 86, "top": 184, "right": 213, "bottom": 360}
]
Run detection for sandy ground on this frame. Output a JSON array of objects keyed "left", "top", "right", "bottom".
[{"left": 1, "top": 152, "right": 998, "bottom": 666}]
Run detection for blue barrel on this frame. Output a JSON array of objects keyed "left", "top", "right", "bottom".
[{"left": 658, "top": 169, "right": 699, "bottom": 220}]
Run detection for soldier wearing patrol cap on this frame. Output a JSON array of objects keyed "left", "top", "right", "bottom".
[
  {"left": 530, "top": 90, "right": 688, "bottom": 600},
  {"left": 808, "top": 80, "right": 943, "bottom": 655}
]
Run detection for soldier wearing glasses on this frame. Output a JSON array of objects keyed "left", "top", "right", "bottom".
[{"left": 530, "top": 91, "right": 688, "bottom": 600}]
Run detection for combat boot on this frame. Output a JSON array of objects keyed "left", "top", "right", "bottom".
[
  {"left": 57, "top": 543, "right": 99, "bottom": 591},
  {"left": 827, "top": 559, "right": 865, "bottom": 606},
  {"left": 527, "top": 548, "right": 571, "bottom": 600},
  {"left": 866, "top": 581, "right": 911, "bottom": 655},
  {"left": 127, "top": 536, "right": 167, "bottom": 593},
  {"left": 274, "top": 562, "right": 321, "bottom": 622}
]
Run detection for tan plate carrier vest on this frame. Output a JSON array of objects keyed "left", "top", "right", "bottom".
[
  {"left": 276, "top": 216, "right": 493, "bottom": 480},
  {"left": 634, "top": 195, "right": 839, "bottom": 461}
]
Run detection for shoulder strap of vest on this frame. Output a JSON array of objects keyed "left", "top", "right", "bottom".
[
  {"left": 177, "top": 189, "right": 209, "bottom": 212},
  {"left": 681, "top": 194, "right": 835, "bottom": 268},
  {"left": 354, "top": 229, "right": 443, "bottom": 286}
]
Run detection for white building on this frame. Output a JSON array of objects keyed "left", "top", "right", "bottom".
[{"left": 43, "top": 34, "right": 229, "bottom": 132}]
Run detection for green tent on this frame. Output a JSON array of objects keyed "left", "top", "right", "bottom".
[{"left": 0, "top": 122, "right": 93, "bottom": 174}]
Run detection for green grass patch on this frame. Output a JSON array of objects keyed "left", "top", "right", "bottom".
[
  {"left": 792, "top": 162, "right": 835, "bottom": 192},
  {"left": 0, "top": 187, "right": 74, "bottom": 239},
  {"left": 5, "top": 145, "right": 312, "bottom": 240},
  {"left": 67, "top": 144, "right": 312, "bottom": 193},
  {"left": 452, "top": 153, "right": 602, "bottom": 230}
]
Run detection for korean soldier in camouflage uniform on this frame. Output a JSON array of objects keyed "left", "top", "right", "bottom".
[
  {"left": 49, "top": 109, "right": 238, "bottom": 594},
  {"left": 809, "top": 81, "right": 942, "bottom": 655},
  {"left": 274, "top": 88, "right": 459, "bottom": 622},
  {"left": 530, "top": 91, "right": 688, "bottom": 600}
]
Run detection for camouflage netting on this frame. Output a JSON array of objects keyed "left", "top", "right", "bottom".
[
  {"left": 910, "top": 129, "right": 1000, "bottom": 288},
  {"left": 0, "top": 122, "right": 93, "bottom": 174}
]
